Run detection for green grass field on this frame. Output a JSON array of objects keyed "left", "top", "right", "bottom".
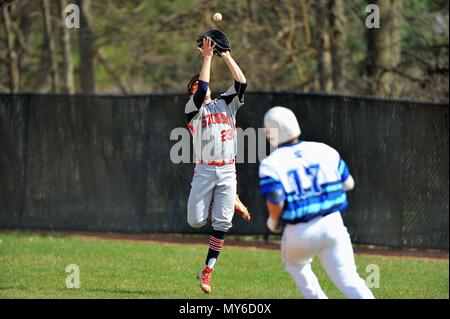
[{"left": 0, "top": 232, "right": 448, "bottom": 299}]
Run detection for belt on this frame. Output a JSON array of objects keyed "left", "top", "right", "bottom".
[{"left": 197, "top": 159, "right": 235, "bottom": 166}]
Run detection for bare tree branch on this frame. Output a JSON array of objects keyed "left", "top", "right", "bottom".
[{"left": 96, "top": 48, "right": 129, "bottom": 95}]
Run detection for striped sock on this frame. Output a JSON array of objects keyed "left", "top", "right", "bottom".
[{"left": 205, "top": 230, "right": 225, "bottom": 268}]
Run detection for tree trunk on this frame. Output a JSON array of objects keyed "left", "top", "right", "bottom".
[
  {"left": 329, "top": 0, "right": 347, "bottom": 92},
  {"left": 77, "top": 0, "right": 95, "bottom": 93},
  {"left": 366, "top": 0, "right": 403, "bottom": 97},
  {"left": 2, "top": 3, "right": 19, "bottom": 93},
  {"left": 59, "top": 0, "right": 75, "bottom": 94},
  {"left": 301, "top": 0, "right": 320, "bottom": 92},
  {"left": 318, "top": 0, "right": 334, "bottom": 92},
  {"left": 43, "top": 0, "right": 59, "bottom": 92},
  {"left": 273, "top": 0, "right": 307, "bottom": 91},
  {"left": 300, "top": 0, "right": 311, "bottom": 46}
]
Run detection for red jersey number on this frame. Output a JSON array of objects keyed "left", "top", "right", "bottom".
[{"left": 221, "top": 129, "right": 234, "bottom": 142}]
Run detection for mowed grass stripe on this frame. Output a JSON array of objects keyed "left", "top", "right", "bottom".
[{"left": 0, "top": 232, "right": 448, "bottom": 299}]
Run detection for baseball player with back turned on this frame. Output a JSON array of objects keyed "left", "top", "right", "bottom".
[
  {"left": 259, "top": 106, "right": 375, "bottom": 299},
  {"left": 185, "top": 37, "right": 249, "bottom": 294}
]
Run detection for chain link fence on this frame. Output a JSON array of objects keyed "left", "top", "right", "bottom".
[{"left": 0, "top": 93, "right": 448, "bottom": 250}]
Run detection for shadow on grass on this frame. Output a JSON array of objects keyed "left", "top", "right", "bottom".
[
  {"left": 0, "top": 286, "right": 29, "bottom": 291},
  {"left": 0, "top": 286, "right": 161, "bottom": 298},
  {"left": 56, "top": 287, "right": 161, "bottom": 297}
]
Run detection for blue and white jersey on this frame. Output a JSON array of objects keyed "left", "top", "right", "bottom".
[{"left": 259, "top": 140, "right": 351, "bottom": 224}]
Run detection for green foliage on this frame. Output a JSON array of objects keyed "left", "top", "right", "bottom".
[{"left": 0, "top": 0, "right": 448, "bottom": 100}]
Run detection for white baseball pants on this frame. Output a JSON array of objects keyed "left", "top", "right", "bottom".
[
  {"left": 187, "top": 163, "right": 236, "bottom": 232},
  {"left": 281, "top": 212, "right": 375, "bottom": 299}
]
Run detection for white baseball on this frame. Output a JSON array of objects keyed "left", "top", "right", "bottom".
[{"left": 213, "top": 12, "right": 222, "bottom": 22}]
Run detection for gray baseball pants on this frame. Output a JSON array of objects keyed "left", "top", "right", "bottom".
[{"left": 187, "top": 163, "right": 236, "bottom": 232}]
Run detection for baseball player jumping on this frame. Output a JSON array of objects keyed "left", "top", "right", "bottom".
[
  {"left": 259, "top": 106, "right": 375, "bottom": 299},
  {"left": 185, "top": 37, "right": 249, "bottom": 294}
]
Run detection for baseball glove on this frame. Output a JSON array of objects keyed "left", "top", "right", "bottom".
[
  {"left": 197, "top": 29, "right": 231, "bottom": 57},
  {"left": 235, "top": 195, "right": 251, "bottom": 222}
]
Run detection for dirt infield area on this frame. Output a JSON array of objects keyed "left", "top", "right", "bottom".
[{"left": 66, "top": 231, "right": 448, "bottom": 261}]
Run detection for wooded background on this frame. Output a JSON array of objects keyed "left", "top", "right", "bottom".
[{"left": 0, "top": 0, "right": 448, "bottom": 101}]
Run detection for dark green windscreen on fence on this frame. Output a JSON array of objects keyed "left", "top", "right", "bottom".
[{"left": 0, "top": 93, "right": 448, "bottom": 250}]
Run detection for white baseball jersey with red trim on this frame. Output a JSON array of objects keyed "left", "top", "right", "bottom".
[{"left": 185, "top": 83, "right": 245, "bottom": 162}]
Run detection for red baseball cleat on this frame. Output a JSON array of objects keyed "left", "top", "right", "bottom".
[
  {"left": 197, "top": 266, "right": 213, "bottom": 294},
  {"left": 235, "top": 195, "right": 251, "bottom": 222}
]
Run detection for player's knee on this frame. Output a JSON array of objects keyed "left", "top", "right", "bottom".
[
  {"left": 188, "top": 220, "right": 206, "bottom": 229},
  {"left": 187, "top": 203, "right": 207, "bottom": 228},
  {"left": 285, "top": 264, "right": 308, "bottom": 281},
  {"left": 187, "top": 216, "right": 207, "bottom": 229},
  {"left": 333, "top": 273, "right": 367, "bottom": 291}
]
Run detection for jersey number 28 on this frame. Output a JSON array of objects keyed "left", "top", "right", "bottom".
[{"left": 221, "top": 129, "right": 234, "bottom": 142}]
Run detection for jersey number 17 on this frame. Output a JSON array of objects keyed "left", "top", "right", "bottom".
[{"left": 287, "top": 164, "right": 321, "bottom": 198}]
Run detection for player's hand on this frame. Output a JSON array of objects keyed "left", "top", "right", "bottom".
[
  {"left": 266, "top": 216, "right": 282, "bottom": 233},
  {"left": 197, "top": 37, "right": 216, "bottom": 59}
]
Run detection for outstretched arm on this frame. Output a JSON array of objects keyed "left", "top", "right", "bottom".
[
  {"left": 186, "top": 38, "right": 215, "bottom": 123},
  {"left": 198, "top": 37, "right": 215, "bottom": 83},
  {"left": 218, "top": 51, "right": 247, "bottom": 108},
  {"left": 221, "top": 51, "right": 246, "bottom": 84},
  {"left": 192, "top": 37, "right": 215, "bottom": 108}
]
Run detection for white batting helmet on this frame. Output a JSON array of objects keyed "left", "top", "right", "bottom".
[{"left": 264, "top": 106, "right": 301, "bottom": 147}]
